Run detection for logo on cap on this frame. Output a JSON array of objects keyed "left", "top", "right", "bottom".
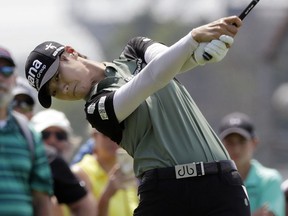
[
  {"left": 25, "top": 41, "right": 64, "bottom": 91},
  {"left": 45, "top": 43, "right": 64, "bottom": 57},
  {"left": 228, "top": 117, "right": 242, "bottom": 126},
  {"left": 27, "top": 60, "right": 46, "bottom": 90}
]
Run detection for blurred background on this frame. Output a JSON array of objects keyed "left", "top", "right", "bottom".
[{"left": 1, "top": 0, "right": 288, "bottom": 176}]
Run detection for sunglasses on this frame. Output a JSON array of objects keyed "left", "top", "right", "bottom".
[
  {"left": 0, "top": 66, "right": 14, "bottom": 77},
  {"left": 41, "top": 130, "right": 67, "bottom": 141}
]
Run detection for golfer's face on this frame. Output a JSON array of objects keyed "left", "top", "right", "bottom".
[{"left": 47, "top": 56, "right": 93, "bottom": 101}]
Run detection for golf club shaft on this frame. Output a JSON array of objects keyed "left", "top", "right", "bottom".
[{"left": 202, "top": 0, "right": 260, "bottom": 60}]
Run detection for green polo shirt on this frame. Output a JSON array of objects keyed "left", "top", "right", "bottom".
[
  {"left": 0, "top": 112, "right": 53, "bottom": 215},
  {"left": 121, "top": 78, "right": 230, "bottom": 176},
  {"left": 245, "top": 160, "right": 285, "bottom": 216}
]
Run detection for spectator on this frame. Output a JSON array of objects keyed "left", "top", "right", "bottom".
[
  {"left": 219, "top": 112, "right": 285, "bottom": 216},
  {"left": 31, "top": 109, "right": 80, "bottom": 162},
  {"left": 12, "top": 81, "right": 97, "bottom": 216},
  {"left": 71, "top": 128, "right": 138, "bottom": 216},
  {"left": 71, "top": 124, "right": 95, "bottom": 165},
  {"left": 12, "top": 76, "right": 36, "bottom": 120},
  {"left": 0, "top": 46, "right": 53, "bottom": 215},
  {"left": 70, "top": 138, "right": 94, "bottom": 165}
]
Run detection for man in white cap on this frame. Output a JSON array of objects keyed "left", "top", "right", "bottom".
[
  {"left": 12, "top": 70, "right": 97, "bottom": 216},
  {"left": 31, "top": 109, "right": 76, "bottom": 161},
  {"left": 0, "top": 46, "right": 53, "bottom": 215},
  {"left": 12, "top": 76, "right": 36, "bottom": 120}
]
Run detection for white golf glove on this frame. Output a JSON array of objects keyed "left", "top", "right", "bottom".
[{"left": 194, "top": 35, "right": 234, "bottom": 65}]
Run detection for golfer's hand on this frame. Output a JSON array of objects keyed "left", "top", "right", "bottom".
[
  {"left": 191, "top": 16, "right": 242, "bottom": 43},
  {"left": 194, "top": 35, "right": 234, "bottom": 65}
]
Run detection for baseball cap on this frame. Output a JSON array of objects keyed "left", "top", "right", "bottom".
[
  {"left": 12, "top": 76, "right": 36, "bottom": 102},
  {"left": 25, "top": 41, "right": 65, "bottom": 108},
  {"left": 0, "top": 47, "right": 15, "bottom": 66},
  {"left": 31, "top": 109, "right": 72, "bottom": 134},
  {"left": 12, "top": 86, "right": 35, "bottom": 107},
  {"left": 219, "top": 112, "right": 255, "bottom": 140}
]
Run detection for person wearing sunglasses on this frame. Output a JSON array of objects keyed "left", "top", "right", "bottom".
[
  {"left": 12, "top": 76, "right": 36, "bottom": 120},
  {"left": 31, "top": 109, "right": 78, "bottom": 162},
  {"left": 31, "top": 108, "right": 97, "bottom": 215},
  {"left": 12, "top": 80, "right": 97, "bottom": 216},
  {"left": 0, "top": 46, "right": 53, "bottom": 215}
]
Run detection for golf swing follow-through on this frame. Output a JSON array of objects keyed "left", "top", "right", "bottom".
[
  {"left": 25, "top": 13, "right": 251, "bottom": 215},
  {"left": 203, "top": 0, "right": 260, "bottom": 60}
]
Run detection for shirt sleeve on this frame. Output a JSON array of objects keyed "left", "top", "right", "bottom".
[
  {"left": 114, "top": 32, "right": 199, "bottom": 122},
  {"left": 85, "top": 33, "right": 199, "bottom": 143},
  {"left": 120, "top": 36, "right": 156, "bottom": 62},
  {"left": 50, "top": 155, "right": 88, "bottom": 204},
  {"left": 145, "top": 42, "right": 199, "bottom": 74},
  {"left": 85, "top": 91, "right": 122, "bottom": 143}
]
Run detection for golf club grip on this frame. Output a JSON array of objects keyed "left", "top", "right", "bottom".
[{"left": 202, "top": 0, "right": 260, "bottom": 60}]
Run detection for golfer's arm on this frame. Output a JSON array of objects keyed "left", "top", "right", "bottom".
[
  {"left": 145, "top": 40, "right": 199, "bottom": 74},
  {"left": 114, "top": 32, "right": 198, "bottom": 122}
]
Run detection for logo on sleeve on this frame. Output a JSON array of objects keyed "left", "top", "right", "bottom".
[
  {"left": 87, "top": 102, "right": 96, "bottom": 114},
  {"left": 98, "top": 96, "right": 109, "bottom": 120}
]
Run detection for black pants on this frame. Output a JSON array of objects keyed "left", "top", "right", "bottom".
[{"left": 134, "top": 163, "right": 251, "bottom": 216}]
